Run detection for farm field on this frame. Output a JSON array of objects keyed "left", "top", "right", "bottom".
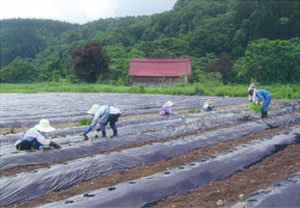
[{"left": 0, "top": 93, "right": 299, "bottom": 208}]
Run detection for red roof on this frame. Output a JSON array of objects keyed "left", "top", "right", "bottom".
[{"left": 129, "top": 58, "right": 191, "bottom": 77}]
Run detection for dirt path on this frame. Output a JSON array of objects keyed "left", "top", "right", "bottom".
[{"left": 9, "top": 124, "right": 298, "bottom": 208}]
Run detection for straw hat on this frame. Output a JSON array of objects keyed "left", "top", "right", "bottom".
[
  {"left": 248, "top": 83, "right": 256, "bottom": 94},
  {"left": 249, "top": 83, "right": 256, "bottom": 88},
  {"left": 164, "top": 101, "right": 174, "bottom": 107},
  {"left": 208, "top": 99, "right": 214, "bottom": 105},
  {"left": 35, "top": 119, "right": 55, "bottom": 132},
  {"left": 87, "top": 104, "right": 100, "bottom": 114}
]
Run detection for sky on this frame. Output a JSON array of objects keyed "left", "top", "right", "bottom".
[{"left": 0, "top": 0, "right": 177, "bottom": 24}]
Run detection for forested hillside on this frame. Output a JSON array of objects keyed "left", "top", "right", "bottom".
[
  {"left": 0, "top": 19, "right": 79, "bottom": 66},
  {"left": 0, "top": 0, "right": 299, "bottom": 85}
]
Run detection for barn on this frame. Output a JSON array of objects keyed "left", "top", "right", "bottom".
[{"left": 129, "top": 58, "right": 191, "bottom": 85}]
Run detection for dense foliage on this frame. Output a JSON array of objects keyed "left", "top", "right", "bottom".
[
  {"left": 0, "top": 57, "right": 39, "bottom": 83},
  {"left": 0, "top": 0, "right": 299, "bottom": 85}
]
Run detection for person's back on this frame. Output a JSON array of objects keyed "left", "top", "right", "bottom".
[{"left": 255, "top": 89, "right": 271, "bottom": 100}]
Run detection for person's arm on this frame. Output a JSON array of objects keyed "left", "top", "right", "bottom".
[
  {"left": 256, "top": 91, "right": 264, "bottom": 102},
  {"left": 84, "top": 105, "right": 107, "bottom": 134},
  {"left": 36, "top": 134, "right": 51, "bottom": 147},
  {"left": 84, "top": 112, "right": 100, "bottom": 134}
]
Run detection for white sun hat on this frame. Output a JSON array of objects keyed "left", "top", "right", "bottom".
[
  {"left": 87, "top": 104, "right": 100, "bottom": 114},
  {"left": 248, "top": 83, "right": 256, "bottom": 93},
  {"left": 164, "top": 101, "right": 174, "bottom": 107},
  {"left": 208, "top": 98, "right": 214, "bottom": 105},
  {"left": 35, "top": 119, "right": 55, "bottom": 132}
]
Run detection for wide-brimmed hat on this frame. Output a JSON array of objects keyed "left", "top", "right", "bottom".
[
  {"left": 164, "top": 101, "right": 174, "bottom": 107},
  {"left": 35, "top": 119, "right": 55, "bottom": 132},
  {"left": 249, "top": 83, "right": 256, "bottom": 88},
  {"left": 208, "top": 99, "right": 214, "bottom": 105},
  {"left": 248, "top": 83, "right": 256, "bottom": 94},
  {"left": 87, "top": 104, "right": 100, "bottom": 114}
]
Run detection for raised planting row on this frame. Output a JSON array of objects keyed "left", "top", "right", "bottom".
[
  {"left": 230, "top": 172, "right": 300, "bottom": 208},
  {"left": 1, "top": 104, "right": 298, "bottom": 171},
  {"left": 1, "top": 99, "right": 297, "bottom": 143},
  {"left": 38, "top": 126, "right": 300, "bottom": 208},
  {"left": 0, "top": 106, "right": 252, "bottom": 144},
  {"left": 0, "top": 107, "right": 253, "bottom": 171},
  {"left": 0, "top": 93, "right": 248, "bottom": 127},
  {"left": 0, "top": 113, "right": 299, "bottom": 206},
  {"left": 1, "top": 100, "right": 298, "bottom": 148}
]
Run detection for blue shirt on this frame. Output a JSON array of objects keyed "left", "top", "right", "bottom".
[{"left": 255, "top": 89, "right": 271, "bottom": 102}]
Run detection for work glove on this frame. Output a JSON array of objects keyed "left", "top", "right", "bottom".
[{"left": 255, "top": 100, "right": 261, "bottom": 105}]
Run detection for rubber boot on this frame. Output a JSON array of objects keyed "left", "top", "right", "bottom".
[
  {"left": 83, "top": 133, "right": 89, "bottom": 141},
  {"left": 102, "top": 131, "right": 106, "bottom": 138},
  {"left": 261, "top": 111, "right": 267, "bottom": 119}
]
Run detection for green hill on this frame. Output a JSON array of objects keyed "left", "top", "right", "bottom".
[{"left": 0, "top": 0, "right": 299, "bottom": 85}]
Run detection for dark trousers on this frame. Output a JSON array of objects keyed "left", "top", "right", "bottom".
[
  {"left": 16, "top": 140, "right": 40, "bottom": 150},
  {"left": 99, "top": 113, "right": 120, "bottom": 137}
]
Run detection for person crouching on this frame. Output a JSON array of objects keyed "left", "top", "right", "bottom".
[
  {"left": 14, "top": 119, "right": 60, "bottom": 151},
  {"left": 160, "top": 101, "right": 177, "bottom": 115}
]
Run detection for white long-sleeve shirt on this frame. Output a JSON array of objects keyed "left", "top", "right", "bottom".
[
  {"left": 14, "top": 127, "right": 51, "bottom": 147},
  {"left": 90, "top": 105, "right": 121, "bottom": 129}
]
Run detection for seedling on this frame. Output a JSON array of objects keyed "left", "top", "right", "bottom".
[
  {"left": 79, "top": 118, "right": 91, "bottom": 126},
  {"left": 10, "top": 128, "right": 16, "bottom": 134},
  {"left": 249, "top": 102, "right": 261, "bottom": 114}
]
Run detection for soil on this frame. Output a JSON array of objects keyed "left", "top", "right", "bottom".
[{"left": 9, "top": 123, "right": 299, "bottom": 208}]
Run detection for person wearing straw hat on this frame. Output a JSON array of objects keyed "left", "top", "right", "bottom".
[
  {"left": 159, "top": 101, "right": 177, "bottom": 116},
  {"left": 83, "top": 104, "right": 121, "bottom": 140},
  {"left": 248, "top": 83, "right": 272, "bottom": 118},
  {"left": 202, "top": 98, "right": 215, "bottom": 112},
  {"left": 14, "top": 119, "right": 61, "bottom": 151}
]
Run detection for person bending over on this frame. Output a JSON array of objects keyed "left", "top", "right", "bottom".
[{"left": 83, "top": 104, "right": 121, "bottom": 140}]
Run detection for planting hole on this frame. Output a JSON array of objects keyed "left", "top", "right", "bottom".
[
  {"left": 108, "top": 187, "right": 116, "bottom": 191},
  {"left": 146, "top": 177, "right": 153, "bottom": 180},
  {"left": 129, "top": 181, "right": 136, "bottom": 184},
  {"left": 65, "top": 200, "right": 74, "bottom": 204},
  {"left": 83, "top": 193, "right": 95, "bottom": 198},
  {"left": 178, "top": 166, "right": 184, "bottom": 169},
  {"left": 164, "top": 171, "right": 171, "bottom": 175},
  {"left": 190, "top": 163, "right": 196, "bottom": 166}
]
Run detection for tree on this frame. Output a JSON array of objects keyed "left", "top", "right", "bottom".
[
  {"left": 72, "top": 42, "right": 109, "bottom": 83},
  {"left": 204, "top": 52, "right": 233, "bottom": 84},
  {"left": 0, "top": 57, "right": 39, "bottom": 83},
  {"left": 234, "top": 38, "right": 300, "bottom": 84}
]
